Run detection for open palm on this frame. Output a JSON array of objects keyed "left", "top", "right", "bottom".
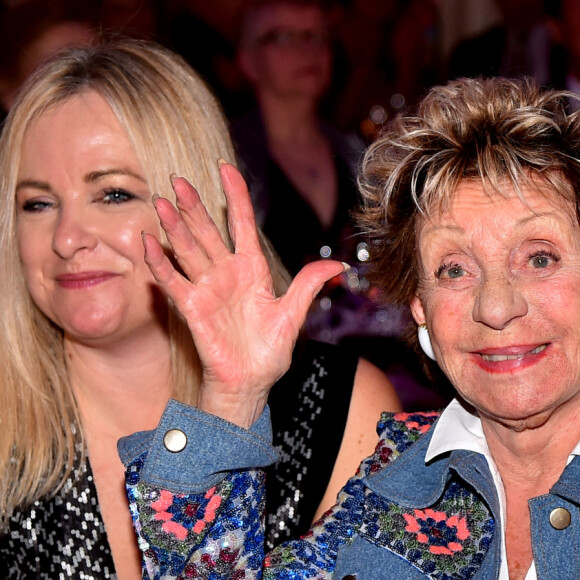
[{"left": 143, "top": 163, "right": 345, "bottom": 427}]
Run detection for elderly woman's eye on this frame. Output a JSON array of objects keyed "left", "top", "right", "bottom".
[
  {"left": 436, "top": 263, "right": 465, "bottom": 279},
  {"left": 102, "top": 188, "right": 135, "bottom": 204},
  {"left": 529, "top": 251, "right": 558, "bottom": 269}
]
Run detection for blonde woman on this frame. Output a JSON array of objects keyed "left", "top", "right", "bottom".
[{"left": 0, "top": 39, "right": 398, "bottom": 578}]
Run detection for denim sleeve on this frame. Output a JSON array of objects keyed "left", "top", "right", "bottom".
[
  {"left": 118, "top": 400, "right": 279, "bottom": 579},
  {"left": 118, "top": 399, "right": 277, "bottom": 493},
  {"left": 118, "top": 401, "right": 381, "bottom": 579}
]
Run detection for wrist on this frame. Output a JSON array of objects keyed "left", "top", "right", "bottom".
[{"left": 197, "top": 390, "right": 269, "bottom": 429}]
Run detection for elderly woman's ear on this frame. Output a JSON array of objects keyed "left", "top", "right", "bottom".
[
  {"left": 410, "top": 295, "right": 437, "bottom": 360},
  {"left": 410, "top": 295, "right": 426, "bottom": 326}
]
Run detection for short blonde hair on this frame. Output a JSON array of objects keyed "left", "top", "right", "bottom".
[
  {"left": 0, "top": 38, "right": 289, "bottom": 526},
  {"left": 358, "top": 77, "right": 580, "bottom": 308}
]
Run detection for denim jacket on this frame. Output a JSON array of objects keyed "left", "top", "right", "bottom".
[{"left": 118, "top": 400, "right": 580, "bottom": 579}]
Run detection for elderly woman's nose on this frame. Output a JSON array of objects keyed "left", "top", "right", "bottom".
[
  {"left": 52, "top": 208, "right": 98, "bottom": 258},
  {"left": 472, "top": 274, "right": 528, "bottom": 330}
]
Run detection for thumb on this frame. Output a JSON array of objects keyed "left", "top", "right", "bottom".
[{"left": 281, "top": 259, "right": 348, "bottom": 325}]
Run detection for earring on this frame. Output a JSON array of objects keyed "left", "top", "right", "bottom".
[{"left": 418, "top": 324, "right": 436, "bottom": 360}]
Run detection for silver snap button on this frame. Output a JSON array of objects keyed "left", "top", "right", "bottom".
[
  {"left": 549, "top": 507, "right": 571, "bottom": 530},
  {"left": 163, "top": 428, "right": 187, "bottom": 453}
]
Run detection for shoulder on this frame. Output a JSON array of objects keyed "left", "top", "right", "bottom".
[{"left": 351, "top": 358, "right": 400, "bottom": 411}]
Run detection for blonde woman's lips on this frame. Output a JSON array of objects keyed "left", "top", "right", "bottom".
[{"left": 55, "top": 271, "right": 120, "bottom": 289}]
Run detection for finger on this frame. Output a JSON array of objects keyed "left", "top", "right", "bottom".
[
  {"left": 142, "top": 231, "right": 197, "bottom": 309},
  {"left": 219, "top": 162, "right": 262, "bottom": 255},
  {"left": 154, "top": 195, "right": 212, "bottom": 280},
  {"left": 172, "top": 176, "right": 231, "bottom": 263},
  {"left": 281, "top": 260, "right": 348, "bottom": 327}
]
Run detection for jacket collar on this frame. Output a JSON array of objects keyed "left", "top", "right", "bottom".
[
  {"left": 363, "top": 426, "right": 502, "bottom": 522},
  {"left": 551, "top": 455, "right": 580, "bottom": 504}
]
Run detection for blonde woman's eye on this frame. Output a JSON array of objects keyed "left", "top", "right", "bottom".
[
  {"left": 102, "top": 188, "right": 135, "bottom": 204},
  {"left": 21, "top": 199, "right": 52, "bottom": 212}
]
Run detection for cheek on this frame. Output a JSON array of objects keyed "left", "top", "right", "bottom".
[
  {"left": 423, "top": 287, "right": 467, "bottom": 329},
  {"left": 115, "top": 212, "right": 158, "bottom": 259},
  {"left": 426, "top": 290, "right": 473, "bottom": 354},
  {"left": 16, "top": 226, "right": 45, "bottom": 281}
]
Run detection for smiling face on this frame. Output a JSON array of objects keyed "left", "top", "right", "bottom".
[
  {"left": 16, "top": 91, "right": 165, "bottom": 346},
  {"left": 411, "top": 179, "right": 580, "bottom": 427}
]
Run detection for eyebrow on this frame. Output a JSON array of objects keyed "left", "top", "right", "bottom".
[
  {"left": 515, "top": 211, "right": 564, "bottom": 227},
  {"left": 426, "top": 210, "right": 565, "bottom": 234},
  {"left": 16, "top": 168, "right": 147, "bottom": 192},
  {"left": 85, "top": 168, "right": 146, "bottom": 183}
]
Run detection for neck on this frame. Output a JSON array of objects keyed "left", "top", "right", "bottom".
[
  {"left": 481, "top": 401, "right": 580, "bottom": 492},
  {"left": 66, "top": 329, "right": 173, "bottom": 438},
  {"left": 258, "top": 92, "right": 320, "bottom": 144}
]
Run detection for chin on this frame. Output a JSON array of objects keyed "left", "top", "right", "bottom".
[
  {"left": 475, "top": 395, "right": 571, "bottom": 431},
  {"left": 60, "top": 313, "right": 123, "bottom": 342}
]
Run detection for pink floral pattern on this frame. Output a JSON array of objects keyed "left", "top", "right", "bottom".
[
  {"left": 394, "top": 411, "right": 441, "bottom": 434},
  {"left": 403, "top": 509, "right": 470, "bottom": 555}
]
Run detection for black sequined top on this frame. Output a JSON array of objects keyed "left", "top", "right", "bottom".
[
  {"left": 0, "top": 341, "right": 357, "bottom": 572},
  {"left": 0, "top": 443, "right": 116, "bottom": 578},
  {"left": 265, "top": 340, "right": 357, "bottom": 550}
]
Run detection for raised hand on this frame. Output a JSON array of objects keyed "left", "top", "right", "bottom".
[{"left": 142, "top": 162, "right": 346, "bottom": 427}]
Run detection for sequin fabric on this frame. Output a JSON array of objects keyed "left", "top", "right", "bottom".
[
  {"left": 0, "top": 442, "right": 116, "bottom": 579},
  {"left": 125, "top": 411, "right": 497, "bottom": 579},
  {"left": 266, "top": 341, "right": 356, "bottom": 549},
  {"left": 357, "top": 481, "right": 494, "bottom": 579},
  {"left": 126, "top": 452, "right": 266, "bottom": 578}
]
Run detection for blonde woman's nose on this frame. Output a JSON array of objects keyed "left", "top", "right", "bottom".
[{"left": 52, "top": 207, "right": 98, "bottom": 259}]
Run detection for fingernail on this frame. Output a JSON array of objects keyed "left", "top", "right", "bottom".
[
  {"left": 169, "top": 173, "right": 179, "bottom": 185},
  {"left": 341, "top": 261, "right": 351, "bottom": 271},
  {"left": 217, "top": 158, "right": 227, "bottom": 167},
  {"left": 151, "top": 193, "right": 160, "bottom": 206}
]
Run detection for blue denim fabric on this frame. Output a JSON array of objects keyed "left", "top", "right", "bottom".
[
  {"left": 117, "top": 399, "right": 277, "bottom": 493},
  {"left": 358, "top": 432, "right": 503, "bottom": 579},
  {"left": 118, "top": 401, "right": 580, "bottom": 579},
  {"left": 530, "top": 457, "right": 580, "bottom": 579}
]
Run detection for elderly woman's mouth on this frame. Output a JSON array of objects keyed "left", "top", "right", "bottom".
[{"left": 479, "top": 344, "right": 548, "bottom": 362}]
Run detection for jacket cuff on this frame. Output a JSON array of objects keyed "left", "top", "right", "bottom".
[{"left": 117, "top": 399, "right": 278, "bottom": 493}]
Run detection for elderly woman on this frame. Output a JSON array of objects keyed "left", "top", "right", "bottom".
[
  {"left": 120, "top": 76, "right": 580, "bottom": 579},
  {"left": 0, "top": 39, "right": 398, "bottom": 578}
]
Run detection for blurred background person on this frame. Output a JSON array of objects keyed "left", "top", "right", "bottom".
[{"left": 233, "top": 0, "right": 359, "bottom": 276}]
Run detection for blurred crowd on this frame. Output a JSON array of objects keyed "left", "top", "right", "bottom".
[{"left": 0, "top": 0, "right": 575, "bottom": 409}]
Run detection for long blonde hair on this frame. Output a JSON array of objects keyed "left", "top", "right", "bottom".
[{"left": 0, "top": 38, "right": 289, "bottom": 527}]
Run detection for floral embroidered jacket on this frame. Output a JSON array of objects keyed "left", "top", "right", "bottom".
[{"left": 118, "top": 400, "right": 580, "bottom": 579}]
